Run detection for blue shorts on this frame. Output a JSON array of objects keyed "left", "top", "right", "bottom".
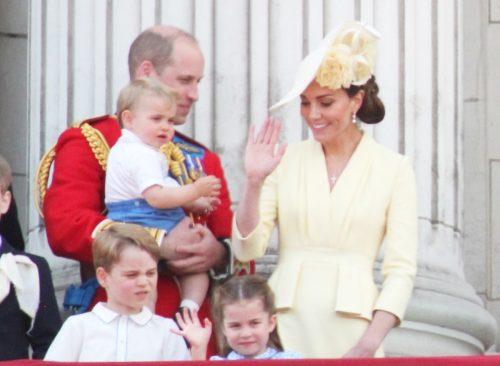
[{"left": 106, "top": 198, "right": 185, "bottom": 231}]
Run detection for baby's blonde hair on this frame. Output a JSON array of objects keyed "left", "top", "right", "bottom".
[{"left": 116, "top": 78, "right": 177, "bottom": 126}]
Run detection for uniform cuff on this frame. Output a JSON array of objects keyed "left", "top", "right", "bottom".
[{"left": 210, "top": 238, "right": 233, "bottom": 281}]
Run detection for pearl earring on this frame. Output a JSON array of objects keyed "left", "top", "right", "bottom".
[{"left": 352, "top": 113, "right": 357, "bottom": 124}]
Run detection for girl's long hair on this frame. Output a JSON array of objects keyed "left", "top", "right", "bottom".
[{"left": 211, "top": 274, "right": 284, "bottom": 356}]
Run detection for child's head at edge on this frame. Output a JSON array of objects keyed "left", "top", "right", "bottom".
[
  {"left": 211, "top": 274, "right": 284, "bottom": 357},
  {"left": 92, "top": 223, "right": 161, "bottom": 314},
  {"left": 0, "top": 155, "right": 12, "bottom": 219}
]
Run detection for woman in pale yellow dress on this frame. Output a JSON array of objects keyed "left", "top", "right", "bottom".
[{"left": 232, "top": 21, "right": 418, "bottom": 358}]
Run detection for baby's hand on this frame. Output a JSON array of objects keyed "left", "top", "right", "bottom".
[
  {"left": 189, "top": 197, "right": 211, "bottom": 215},
  {"left": 171, "top": 308, "right": 212, "bottom": 349},
  {"left": 189, "top": 197, "right": 221, "bottom": 215},
  {"left": 194, "top": 175, "right": 221, "bottom": 197}
]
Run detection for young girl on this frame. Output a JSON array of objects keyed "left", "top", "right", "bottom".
[{"left": 174, "top": 275, "right": 301, "bottom": 360}]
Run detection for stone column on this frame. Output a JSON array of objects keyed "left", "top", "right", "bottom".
[{"left": 384, "top": 0, "right": 497, "bottom": 356}]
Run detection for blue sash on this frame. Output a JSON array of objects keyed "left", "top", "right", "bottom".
[{"left": 107, "top": 198, "right": 185, "bottom": 231}]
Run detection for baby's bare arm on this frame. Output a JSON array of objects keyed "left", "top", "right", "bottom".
[{"left": 143, "top": 175, "right": 221, "bottom": 209}]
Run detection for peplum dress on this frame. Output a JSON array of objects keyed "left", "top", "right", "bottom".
[{"left": 232, "top": 133, "right": 418, "bottom": 358}]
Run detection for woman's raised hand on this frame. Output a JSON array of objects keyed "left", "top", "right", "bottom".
[{"left": 245, "top": 117, "right": 287, "bottom": 184}]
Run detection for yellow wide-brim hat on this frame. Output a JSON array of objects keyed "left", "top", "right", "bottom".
[{"left": 270, "top": 21, "right": 381, "bottom": 111}]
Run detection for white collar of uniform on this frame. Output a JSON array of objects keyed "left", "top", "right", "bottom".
[
  {"left": 0, "top": 252, "right": 39, "bottom": 327},
  {"left": 92, "top": 302, "right": 154, "bottom": 325}
]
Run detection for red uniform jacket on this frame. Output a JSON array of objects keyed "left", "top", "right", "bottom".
[{"left": 43, "top": 115, "right": 232, "bottom": 355}]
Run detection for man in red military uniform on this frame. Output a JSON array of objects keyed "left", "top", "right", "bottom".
[{"left": 42, "top": 26, "right": 234, "bottom": 355}]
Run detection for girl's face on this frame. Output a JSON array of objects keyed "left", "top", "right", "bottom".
[
  {"left": 300, "top": 80, "right": 363, "bottom": 145},
  {"left": 221, "top": 298, "right": 276, "bottom": 358},
  {"left": 96, "top": 246, "right": 158, "bottom": 315}
]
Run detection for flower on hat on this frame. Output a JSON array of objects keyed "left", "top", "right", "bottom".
[
  {"left": 315, "top": 21, "right": 379, "bottom": 91},
  {"left": 316, "top": 44, "right": 353, "bottom": 90},
  {"left": 269, "top": 21, "right": 380, "bottom": 111}
]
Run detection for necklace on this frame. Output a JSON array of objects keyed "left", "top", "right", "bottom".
[{"left": 327, "top": 132, "right": 363, "bottom": 186}]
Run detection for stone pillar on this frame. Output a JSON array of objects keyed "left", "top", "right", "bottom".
[
  {"left": 384, "top": 231, "right": 497, "bottom": 355},
  {"left": 383, "top": 0, "right": 497, "bottom": 356},
  {"left": 462, "top": 0, "right": 500, "bottom": 351}
]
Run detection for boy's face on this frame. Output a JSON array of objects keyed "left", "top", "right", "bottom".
[
  {"left": 0, "top": 188, "right": 12, "bottom": 219},
  {"left": 122, "top": 94, "right": 176, "bottom": 149},
  {"left": 96, "top": 245, "right": 158, "bottom": 315}
]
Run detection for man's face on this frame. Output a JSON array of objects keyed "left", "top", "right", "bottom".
[{"left": 156, "top": 38, "right": 205, "bottom": 125}]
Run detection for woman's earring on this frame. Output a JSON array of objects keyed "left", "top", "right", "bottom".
[{"left": 352, "top": 113, "right": 357, "bottom": 124}]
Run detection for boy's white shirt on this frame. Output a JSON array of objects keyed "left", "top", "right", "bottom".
[
  {"left": 44, "top": 302, "right": 191, "bottom": 362},
  {"left": 105, "top": 129, "right": 179, "bottom": 203}
]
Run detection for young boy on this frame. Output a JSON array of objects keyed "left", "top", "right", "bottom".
[
  {"left": 105, "top": 78, "right": 221, "bottom": 313},
  {"left": 0, "top": 155, "right": 61, "bottom": 360},
  {"left": 44, "top": 223, "right": 200, "bottom": 361}
]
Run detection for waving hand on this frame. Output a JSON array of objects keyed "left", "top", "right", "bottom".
[{"left": 244, "top": 117, "right": 287, "bottom": 184}]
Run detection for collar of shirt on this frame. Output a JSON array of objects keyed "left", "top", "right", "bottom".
[
  {"left": 120, "top": 129, "right": 143, "bottom": 144},
  {"left": 92, "top": 302, "right": 153, "bottom": 326},
  {"left": 222, "top": 348, "right": 280, "bottom": 360},
  {"left": 119, "top": 129, "right": 159, "bottom": 152}
]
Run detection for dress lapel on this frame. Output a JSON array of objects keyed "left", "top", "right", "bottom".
[
  {"left": 299, "top": 140, "right": 334, "bottom": 245},
  {"left": 329, "top": 133, "right": 376, "bottom": 244}
]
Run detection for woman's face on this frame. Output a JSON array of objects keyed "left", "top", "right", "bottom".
[{"left": 300, "top": 81, "right": 363, "bottom": 144}]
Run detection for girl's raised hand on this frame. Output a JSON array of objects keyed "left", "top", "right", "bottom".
[
  {"left": 245, "top": 117, "right": 287, "bottom": 184},
  {"left": 171, "top": 308, "right": 212, "bottom": 350}
]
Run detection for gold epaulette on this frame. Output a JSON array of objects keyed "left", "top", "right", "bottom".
[
  {"left": 160, "top": 142, "right": 192, "bottom": 185},
  {"left": 35, "top": 145, "right": 56, "bottom": 217},
  {"left": 71, "top": 114, "right": 117, "bottom": 128},
  {"left": 34, "top": 121, "right": 111, "bottom": 218},
  {"left": 80, "top": 123, "right": 110, "bottom": 171}
]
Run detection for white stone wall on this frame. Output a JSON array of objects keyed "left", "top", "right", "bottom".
[
  {"left": 0, "top": 0, "right": 28, "bottom": 235},
  {"left": 0, "top": 0, "right": 499, "bottom": 355},
  {"left": 463, "top": 0, "right": 500, "bottom": 352}
]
